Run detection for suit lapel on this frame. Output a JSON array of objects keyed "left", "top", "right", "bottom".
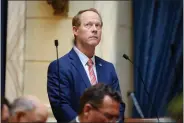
[
  {"left": 69, "top": 49, "right": 91, "bottom": 88},
  {"left": 95, "top": 56, "right": 103, "bottom": 82}
]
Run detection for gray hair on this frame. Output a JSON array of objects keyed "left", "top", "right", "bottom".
[{"left": 10, "top": 97, "right": 37, "bottom": 116}]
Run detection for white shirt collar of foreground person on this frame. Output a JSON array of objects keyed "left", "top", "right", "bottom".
[{"left": 76, "top": 116, "right": 80, "bottom": 122}]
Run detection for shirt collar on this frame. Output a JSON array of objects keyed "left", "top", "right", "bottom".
[
  {"left": 73, "top": 46, "right": 95, "bottom": 66},
  {"left": 76, "top": 116, "right": 80, "bottom": 122}
]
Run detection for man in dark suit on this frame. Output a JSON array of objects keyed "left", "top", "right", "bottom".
[
  {"left": 70, "top": 83, "right": 123, "bottom": 123},
  {"left": 47, "top": 8, "right": 125, "bottom": 122}
]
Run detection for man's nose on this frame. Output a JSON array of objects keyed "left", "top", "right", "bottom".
[{"left": 91, "top": 25, "right": 97, "bottom": 32}]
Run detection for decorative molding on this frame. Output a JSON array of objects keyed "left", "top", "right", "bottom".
[
  {"left": 47, "top": 0, "right": 69, "bottom": 16},
  {"left": 25, "top": 60, "right": 52, "bottom": 63},
  {"left": 6, "top": 1, "right": 26, "bottom": 102},
  {"left": 26, "top": 16, "right": 72, "bottom": 20}
]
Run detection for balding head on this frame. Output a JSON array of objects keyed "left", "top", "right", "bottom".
[{"left": 9, "top": 95, "right": 48, "bottom": 123}]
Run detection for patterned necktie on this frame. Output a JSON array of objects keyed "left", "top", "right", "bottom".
[{"left": 87, "top": 59, "right": 97, "bottom": 85}]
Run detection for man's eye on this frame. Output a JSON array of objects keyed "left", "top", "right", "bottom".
[
  {"left": 96, "top": 24, "right": 100, "bottom": 27},
  {"left": 87, "top": 23, "right": 93, "bottom": 26},
  {"left": 85, "top": 23, "right": 90, "bottom": 27}
]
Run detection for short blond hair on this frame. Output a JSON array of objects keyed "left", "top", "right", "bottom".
[{"left": 72, "top": 8, "right": 103, "bottom": 27}]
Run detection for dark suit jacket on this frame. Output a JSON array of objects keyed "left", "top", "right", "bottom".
[{"left": 47, "top": 48, "right": 125, "bottom": 122}]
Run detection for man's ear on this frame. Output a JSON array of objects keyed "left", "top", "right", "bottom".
[
  {"left": 83, "top": 104, "right": 93, "bottom": 116},
  {"left": 16, "top": 111, "right": 26, "bottom": 122},
  {"left": 73, "top": 26, "right": 78, "bottom": 36}
]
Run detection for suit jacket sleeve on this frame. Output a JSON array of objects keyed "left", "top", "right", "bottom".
[
  {"left": 47, "top": 61, "right": 77, "bottom": 122},
  {"left": 111, "top": 64, "right": 126, "bottom": 122}
]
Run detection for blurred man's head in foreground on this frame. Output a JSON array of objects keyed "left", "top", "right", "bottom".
[
  {"left": 78, "top": 83, "right": 123, "bottom": 123},
  {"left": 9, "top": 95, "right": 48, "bottom": 123},
  {"left": 167, "top": 92, "right": 183, "bottom": 123}
]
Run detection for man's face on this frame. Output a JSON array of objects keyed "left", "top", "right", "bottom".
[
  {"left": 73, "top": 11, "right": 102, "bottom": 47},
  {"left": 85, "top": 95, "right": 120, "bottom": 123}
]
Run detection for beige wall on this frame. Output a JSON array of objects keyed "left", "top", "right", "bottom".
[{"left": 6, "top": 1, "right": 133, "bottom": 121}]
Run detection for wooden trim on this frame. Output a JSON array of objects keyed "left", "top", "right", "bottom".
[{"left": 124, "top": 118, "right": 175, "bottom": 123}]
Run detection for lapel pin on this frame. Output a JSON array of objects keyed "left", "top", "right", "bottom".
[{"left": 99, "top": 63, "right": 102, "bottom": 66}]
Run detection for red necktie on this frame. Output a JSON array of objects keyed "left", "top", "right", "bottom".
[{"left": 87, "top": 59, "right": 97, "bottom": 85}]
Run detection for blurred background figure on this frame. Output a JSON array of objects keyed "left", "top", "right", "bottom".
[
  {"left": 8, "top": 95, "right": 48, "bottom": 123},
  {"left": 167, "top": 92, "right": 183, "bottom": 123},
  {"left": 1, "top": 97, "right": 11, "bottom": 123}
]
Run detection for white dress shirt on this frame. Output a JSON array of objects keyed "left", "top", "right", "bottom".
[
  {"left": 76, "top": 116, "right": 80, "bottom": 122},
  {"left": 73, "top": 46, "right": 98, "bottom": 83}
]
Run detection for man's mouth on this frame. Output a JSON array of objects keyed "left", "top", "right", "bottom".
[{"left": 89, "top": 36, "right": 98, "bottom": 39}]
